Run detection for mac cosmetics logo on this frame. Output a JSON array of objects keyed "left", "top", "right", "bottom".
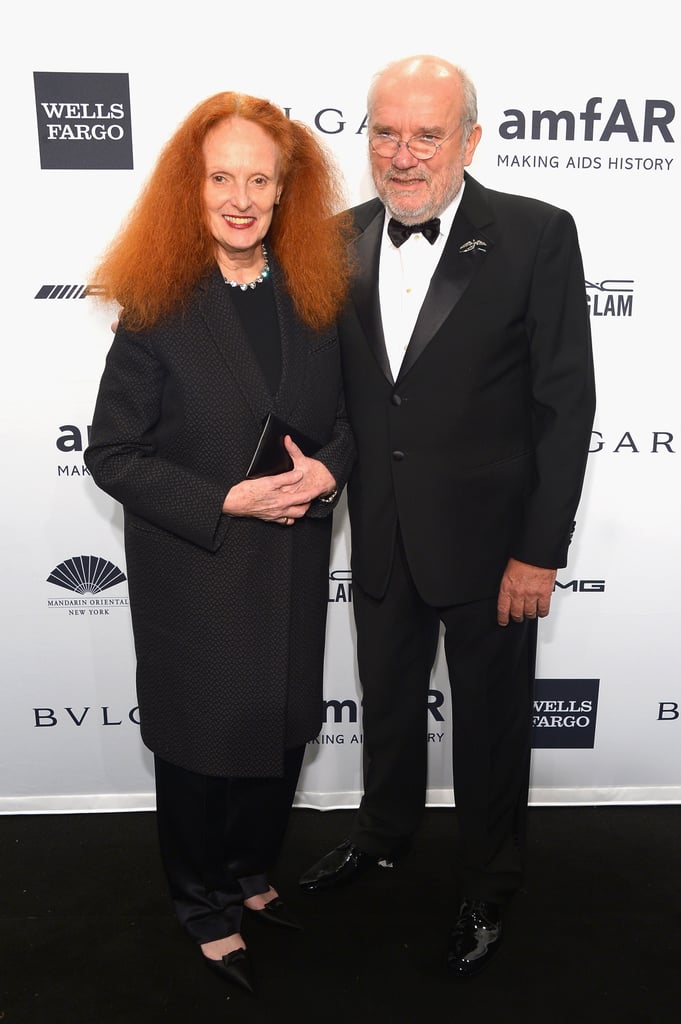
[
  {"left": 34, "top": 71, "right": 133, "bottom": 169},
  {"left": 329, "top": 569, "right": 353, "bottom": 603},
  {"left": 586, "top": 279, "right": 634, "bottom": 317}
]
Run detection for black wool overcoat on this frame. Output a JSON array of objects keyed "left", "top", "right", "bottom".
[{"left": 85, "top": 261, "right": 354, "bottom": 777}]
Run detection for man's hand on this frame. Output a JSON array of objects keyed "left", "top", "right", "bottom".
[{"left": 497, "top": 558, "right": 557, "bottom": 626}]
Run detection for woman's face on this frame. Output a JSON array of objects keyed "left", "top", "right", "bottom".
[{"left": 203, "top": 117, "right": 282, "bottom": 260}]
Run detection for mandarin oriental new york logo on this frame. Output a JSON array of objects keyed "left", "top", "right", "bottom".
[
  {"left": 34, "top": 71, "right": 133, "bottom": 169},
  {"left": 46, "top": 555, "right": 129, "bottom": 615}
]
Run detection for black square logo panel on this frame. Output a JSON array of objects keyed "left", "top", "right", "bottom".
[
  {"left": 34, "top": 72, "right": 133, "bottom": 170},
  {"left": 532, "top": 678, "right": 600, "bottom": 749}
]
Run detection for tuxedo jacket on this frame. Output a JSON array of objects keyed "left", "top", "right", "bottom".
[{"left": 340, "top": 173, "right": 596, "bottom": 607}]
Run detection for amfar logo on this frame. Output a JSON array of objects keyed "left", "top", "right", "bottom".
[
  {"left": 496, "top": 97, "right": 675, "bottom": 174},
  {"left": 309, "top": 688, "right": 449, "bottom": 748},
  {"left": 498, "top": 98, "right": 675, "bottom": 142},
  {"left": 46, "top": 556, "right": 129, "bottom": 614},
  {"left": 532, "top": 679, "right": 600, "bottom": 749},
  {"left": 586, "top": 279, "right": 633, "bottom": 318},
  {"left": 34, "top": 72, "right": 133, "bottom": 170},
  {"left": 56, "top": 422, "right": 91, "bottom": 478}
]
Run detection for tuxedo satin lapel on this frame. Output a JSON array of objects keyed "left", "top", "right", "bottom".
[
  {"left": 397, "top": 212, "right": 493, "bottom": 383},
  {"left": 199, "top": 265, "right": 272, "bottom": 425},
  {"left": 350, "top": 212, "right": 393, "bottom": 382}
]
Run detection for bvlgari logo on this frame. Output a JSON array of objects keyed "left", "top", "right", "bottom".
[
  {"left": 34, "top": 71, "right": 133, "bottom": 170},
  {"left": 589, "top": 430, "right": 675, "bottom": 454}
]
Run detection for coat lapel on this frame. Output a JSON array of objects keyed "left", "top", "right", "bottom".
[
  {"left": 349, "top": 206, "right": 392, "bottom": 381},
  {"left": 397, "top": 178, "right": 494, "bottom": 382},
  {"left": 349, "top": 178, "right": 496, "bottom": 385},
  {"left": 198, "top": 260, "right": 310, "bottom": 430}
]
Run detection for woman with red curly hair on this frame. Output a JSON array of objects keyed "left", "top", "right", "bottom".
[{"left": 85, "top": 92, "right": 355, "bottom": 994}]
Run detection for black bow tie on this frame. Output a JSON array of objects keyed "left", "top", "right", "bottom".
[{"left": 387, "top": 217, "right": 440, "bottom": 247}]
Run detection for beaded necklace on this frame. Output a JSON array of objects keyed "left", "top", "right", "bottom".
[{"left": 223, "top": 244, "right": 270, "bottom": 291}]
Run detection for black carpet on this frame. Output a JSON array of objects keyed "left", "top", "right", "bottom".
[{"left": 2, "top": 805, "right": 680, "bottom": 1023}]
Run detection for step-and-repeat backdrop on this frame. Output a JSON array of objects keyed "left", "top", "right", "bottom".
[{"left": 2, "top": 1, "right": 678, "bottom": 812}]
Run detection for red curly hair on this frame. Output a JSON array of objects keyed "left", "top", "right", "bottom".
[{"left": 89, "top": 92, "right": 352, "bottom": 331}]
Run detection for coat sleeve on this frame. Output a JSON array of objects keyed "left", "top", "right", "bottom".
[
  {"left": 84, "top": 327, "right": 230, "bottom": 552},
  {"left": 512, "top": 207, "right": 596, "bottom": 568},
  {"left": 307, "top": 379, "right": 356, "bottom": 519}
]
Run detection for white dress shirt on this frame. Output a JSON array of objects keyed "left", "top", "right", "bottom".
[{"left": 379, "top": 186, "right": 464, "bottom": 381}]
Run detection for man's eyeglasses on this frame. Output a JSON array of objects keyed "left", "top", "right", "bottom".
[{"left": 369, "top": 127, "right": 460, "bottom": 161}]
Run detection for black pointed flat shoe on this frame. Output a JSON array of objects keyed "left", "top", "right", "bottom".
[
  {"left": 203, "top": 947, "right": 255, "bottom": 994},
  {"left": 246, "top": 896, "right": 302, "bottom": 930}
]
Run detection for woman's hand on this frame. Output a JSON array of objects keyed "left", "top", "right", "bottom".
[
  {"left": 221, "top": 436, "right": 336, "bottom": 525},
  {"left": 279, "top": 436, "right": 337, "bottom": 503}
]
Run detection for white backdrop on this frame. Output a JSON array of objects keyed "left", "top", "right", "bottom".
[{"left": 2, "top": 1, "right": 679, "bottom": 813}]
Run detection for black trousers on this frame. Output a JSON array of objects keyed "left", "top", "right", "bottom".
[
  {"left": 351, "top": 535, "right": 537, "bottom": 904},
  {"left": 154, "top": 745, "right": 305, "bottom": 942}
]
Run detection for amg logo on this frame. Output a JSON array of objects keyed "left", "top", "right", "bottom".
[
  {"left": 36, "top": 285, "right": 90, "bottom": 299},
  {"left": 554, "top": 579, "right": 606, "bottom": 593}
]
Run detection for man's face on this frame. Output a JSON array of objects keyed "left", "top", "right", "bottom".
[{"left": 368, "top": 71, "right": 481, "bottom": 225}]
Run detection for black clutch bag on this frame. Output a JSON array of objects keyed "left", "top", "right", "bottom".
[{"left": 246, "top": 413, "right": 320, "bottom": 479}]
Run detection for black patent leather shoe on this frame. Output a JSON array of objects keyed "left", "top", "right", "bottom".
[
  {"left": 203, "top": 947, "right": 255, "bottom": 994},
  {"left": 299, "top": 838, "right": 388, "bottom": 893},
  {"left": 446, "top": 898, "right": 503, "bottom": 979},
  {"left": 245, "top": 896, "right": 302, "bottom": 929}
]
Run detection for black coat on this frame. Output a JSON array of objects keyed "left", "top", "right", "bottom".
[
  {"left": 85, "top": 261, "right": 354, "bottom": 777},
  {"left": 341, "top": 174, "right": 596, "bottom": 605}
]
